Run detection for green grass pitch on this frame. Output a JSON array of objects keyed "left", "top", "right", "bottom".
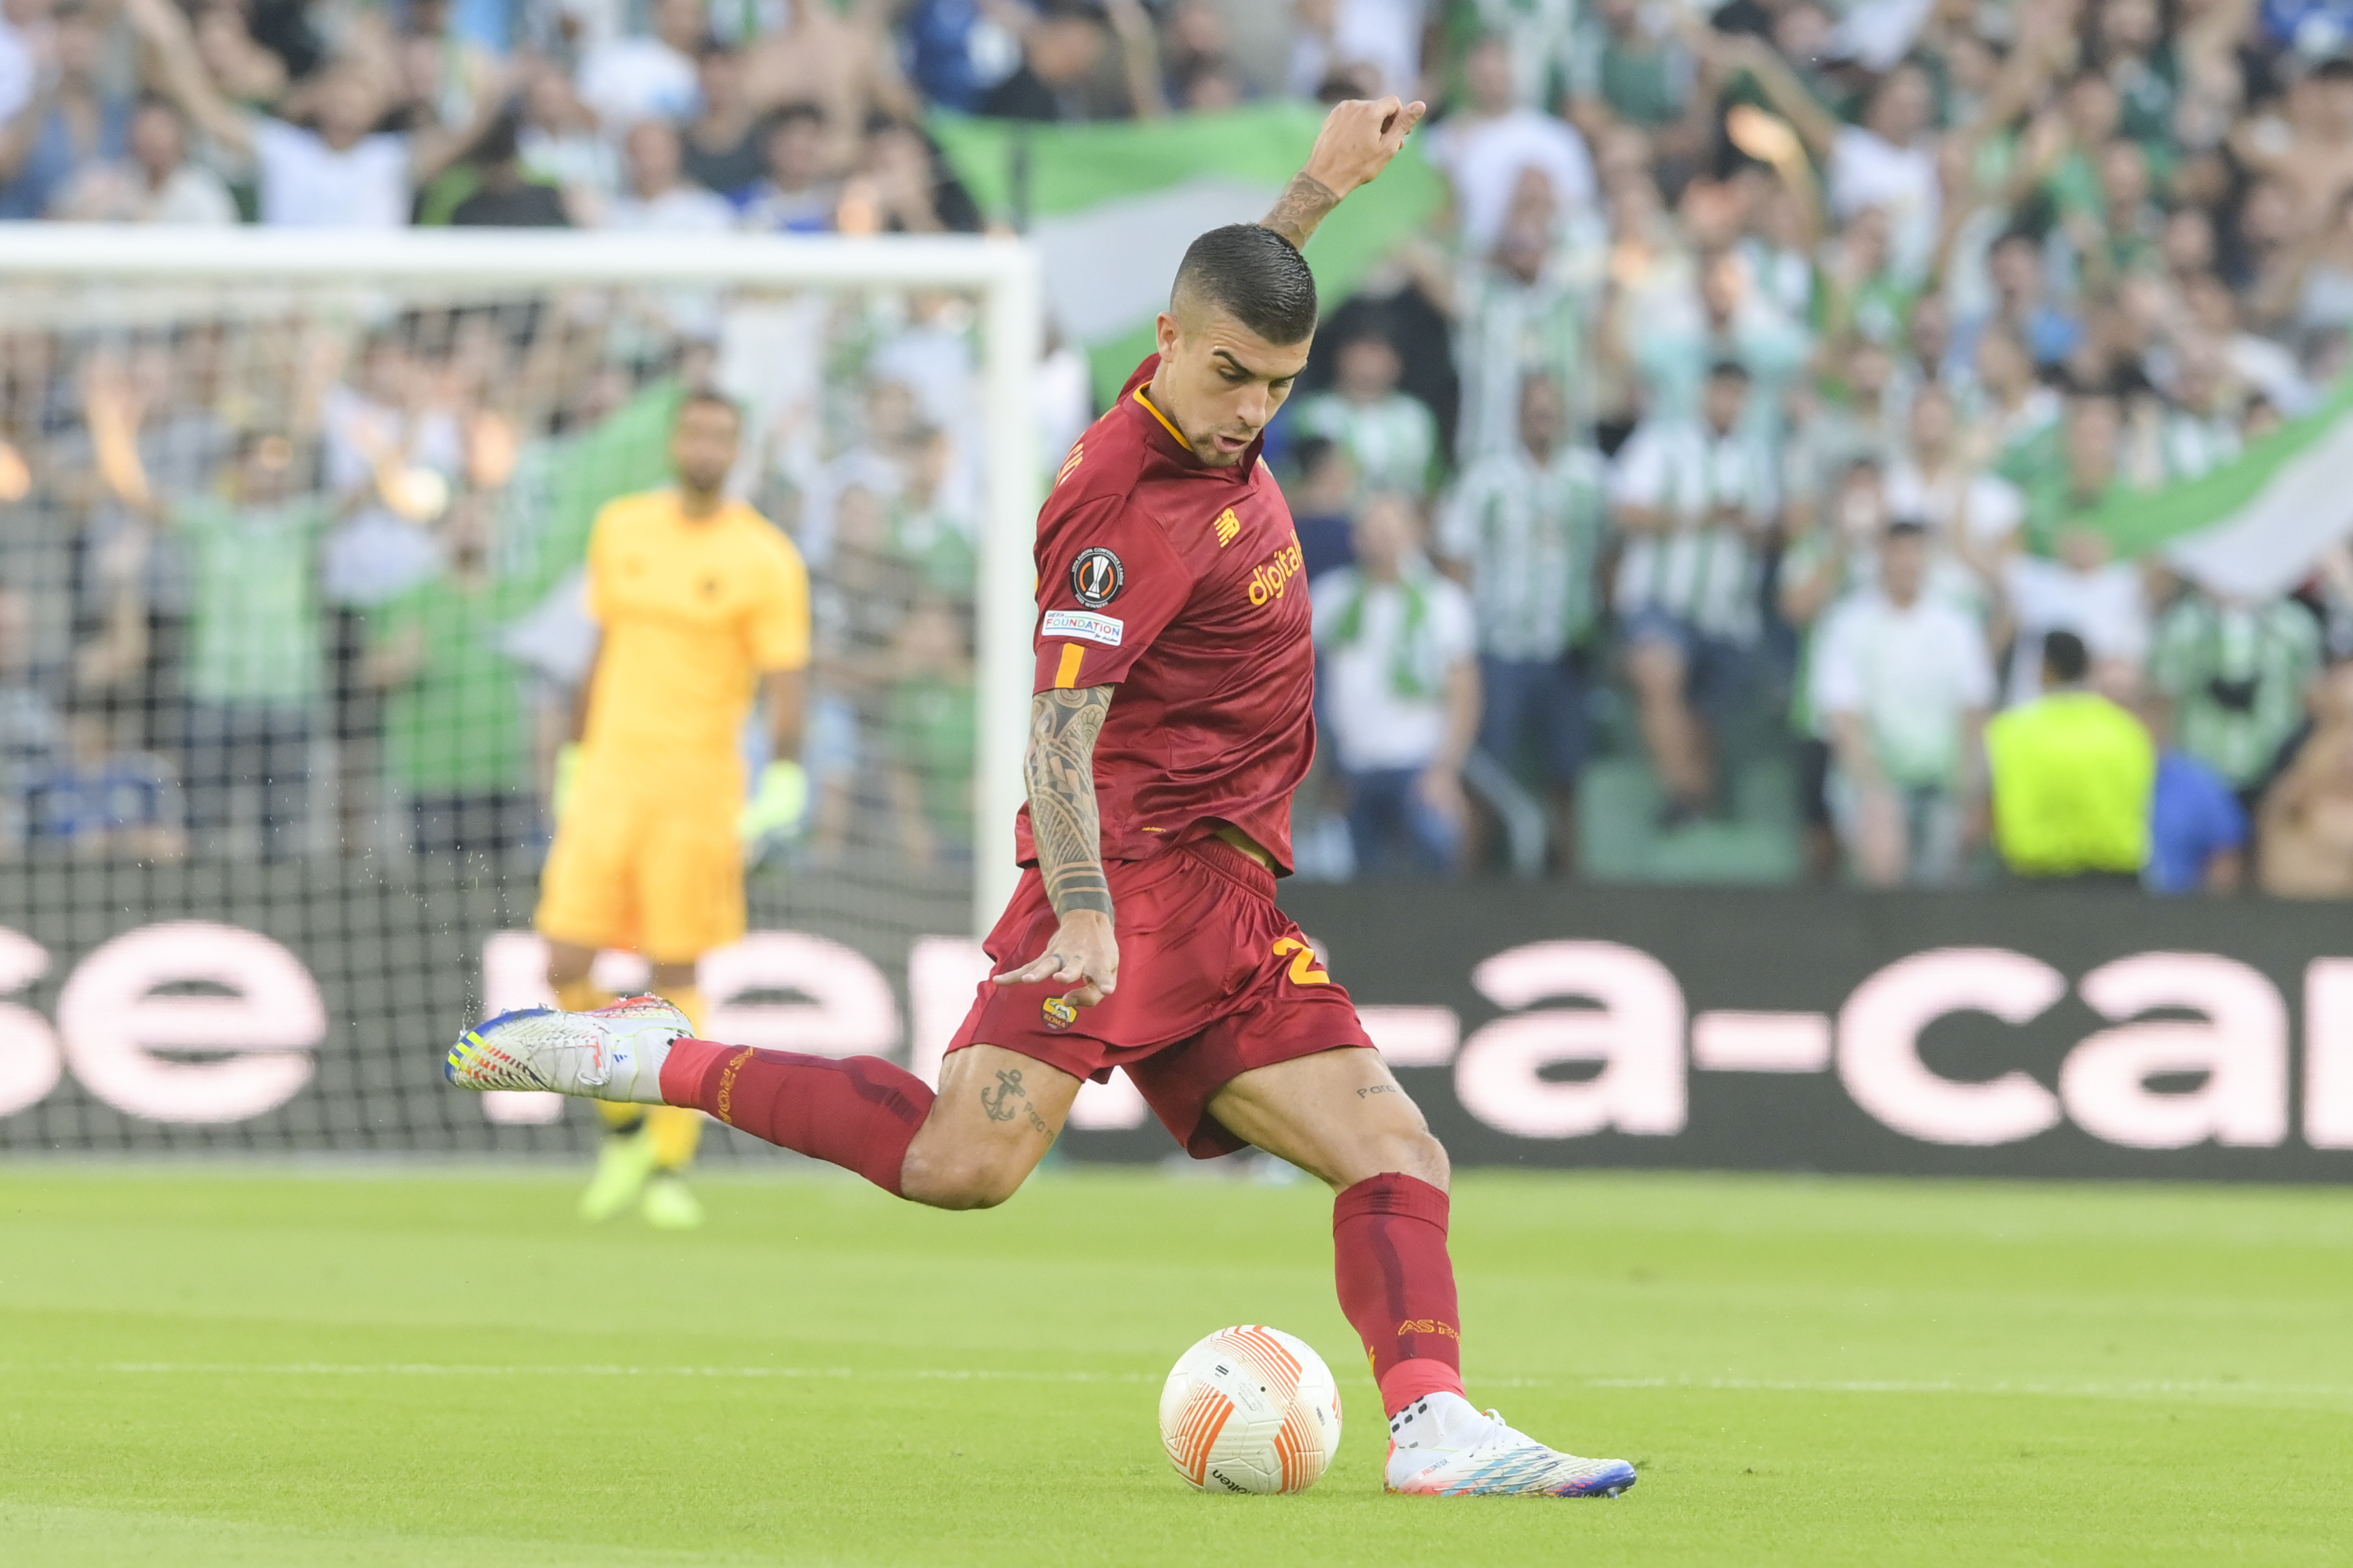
[{"left": 2, "top": 1164, "right": 2348, "bottom": 1566}]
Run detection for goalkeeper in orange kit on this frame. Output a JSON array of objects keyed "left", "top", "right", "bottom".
[{"left": 537, "top": 391, "right": 810, "bottom": 1228}]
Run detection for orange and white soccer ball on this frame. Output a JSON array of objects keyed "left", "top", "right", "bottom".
[{"left": 1159, "top": 1325, "right": 1343, "bottom": 1494}]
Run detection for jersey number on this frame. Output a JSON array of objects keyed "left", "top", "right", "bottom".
[{"left": 1271, "top": 937, "right": 1330, "bottom": 986}]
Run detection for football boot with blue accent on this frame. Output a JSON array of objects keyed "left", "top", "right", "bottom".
[{"left": 1384, "top": 1392, "right": 1637, "bottom": 1498}]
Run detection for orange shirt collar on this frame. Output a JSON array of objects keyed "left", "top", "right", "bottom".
[
  {"left": 1132, "top": 385, "right": 1188, "bottom": 449},
  {"left": 1130, "top": 384, "right": 1261, "bottom": 478}
]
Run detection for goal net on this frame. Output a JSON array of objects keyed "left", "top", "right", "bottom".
[{"left": 0, "top": 226, "right": 1115, "bottom": 1157}]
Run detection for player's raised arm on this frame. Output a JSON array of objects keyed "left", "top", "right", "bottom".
[
  {"left": 1260, "top": 95, "right": 1429, "bottom": 252},
  {"left": 993, "top": 685, "right": 1120, "bottom": 1006}
]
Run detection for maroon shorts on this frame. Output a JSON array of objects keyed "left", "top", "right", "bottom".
[{"left": 947, "top": 835, "right": 1375, "bottom": 1157}]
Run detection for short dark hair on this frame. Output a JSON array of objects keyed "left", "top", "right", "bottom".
[
  {"left": 1706, "top": 359, "right": 1751, "bottom": 383},
  {"left": 1171, "top": 224, "right": 1318, "bottom": 345},
  {"left": 2043, "top": 629, "right": 2090, "bottom": 683},
  {"left": 1886, "top": 516, "right": 1930, "bottom": 540}
]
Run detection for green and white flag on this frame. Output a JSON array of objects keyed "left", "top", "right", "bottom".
[
  {"left": 2088, "top": 378, "right": 2353, "bottom": 600},
  {"left": 931, "top": 106, "right": 1449, "bottom": 406}
]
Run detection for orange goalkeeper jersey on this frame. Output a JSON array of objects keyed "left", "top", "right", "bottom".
[{"left": 582, "top": 488, "right": 810, "bottom": 760}]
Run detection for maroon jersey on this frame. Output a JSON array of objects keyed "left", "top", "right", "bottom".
[{"left": 1015, "top": 355, "right": 1315, "bottom": 874}]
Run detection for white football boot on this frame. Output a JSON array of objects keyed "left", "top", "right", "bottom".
[
  {"left": 444, "top": 995, "right": 690, "bottom": 1105},
  {"left": 1384, "top": 1392, "right": 1637, "bottom": 1498}
]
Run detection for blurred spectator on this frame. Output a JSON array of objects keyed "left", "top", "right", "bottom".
[
  {"left": 1971, "top": 325, "right": 2064, "bottom": 487},
  {"left": 2019, "top": 394, "right": 2133, "bottom": 552},
  {"left": 837, "top": 119, "right": 973, "bottom": 234},
  {"left": 22, "top": 702, "right": 185, "bottom": 860},
  {"left": 0, "top": 2, "right": 128, "bottom": 220},
  {"left": 2148, "top": 740, "right": 2249, "bottom": 896},
  {"left": 901, "top": 0, "right": 1025, "bottom": 113},
  {"left": 121, "top": 430, "right": 330, "bottom": 860},
  {"left": 1287, "top": 0, "right": 1424, "bottom": 105},
  {"left": 516, "top": 63, "right": 619, "bottom": 222},
  {"left": 605, "top": 119, "right": 733, "bottom": 231},
  {"left": 882, "top": 595, "right": 976, "bottom": 866},
  {"left": 1979, "top": 229, "right": 2086, "bottom": 368},
  {"left": 1882, "top": 382, "right": 2023, "bottom": 585},
  {"left": 0, "top": 582, "right": 61, "bottom": 854},
  {"left": 366, "top": 498, "right": 534, "bottom": 858},
  {"left": 1424, "top": 35, "right": 1595, "bottom": 257},
  {"left": 1312, "top": 494, "right": 1478, "bottom": 876},
  {"left": 2000, "top": 523, "right": 2150, "bottom": 705},
  {"left": 1782, "top": 339, "right": 1898, "bottom": 510},
  {"left": 738, "top": 0, "right": 922, "bottom": 162},
  {"left": 131, "top": 0, "right": 503, "bottom": 228},
  {"left": 1285, "top": 436, "right": 1358, "bottom": 582},
  {"left": 1566, "top": 0, "right": 1696, "bottom": 138},
  {"left": 0, "top": 0, "right": 46, "bottom": 130},
  {"left": 806, "top": 482, "right": 919, "bottom": 863},
  {"left": 2149, "top": 587, "right": 2322, "bottom": 803},
  {"left": 738, "top": 103, "right": 837, "bottom": 232},
  {"left": 576, "top": 0, "right": 702, "bottom": 132},
  {"left": 1289, "top": 327, "right": 1437, "bottom": 499},
  {"left": 1985, "top": 630, "right": 2155, "bottom": 884},
  {"left": 1420, "top": 197, "right": 1595, "bottom": 462},
  {"left": 2259, "top": 663, "right": 2353, "bottom": 897},
  {"left": 1436, "top": 374, "right": 1605, "bottom": 873},
  {"left": 52, "top": 96, "right": 237, "bottom": 224},
  {"left": 681, "top": 41, "right": 763, "bottom": 199},
  {"left": 1162, "top": 0, "right": 1243, "bottom": 110},
  {"left": 1611, "top": 360, "right": 1774, "bottom": 827},
  {"left": 1635, "top": 249, "right": 1811, "bottom": 448},
  {"left": 398, "top": 0, "right": 498, "bottom": 131},
  {"left": 1727, "top": 37, "right": 1942, "bottom": 277},
  {"left": 1811, "top": 519, "right": 1995, "bottom": 887},
  {"left": 980, "top": 0, "right": 1165, "bottom": 121},
  {"left": 450, "top": 113, "right": 570, "bottom": 226}
]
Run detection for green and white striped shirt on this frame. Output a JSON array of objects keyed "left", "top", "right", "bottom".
[
  {"left": 2149, "top": 594, "right": 2321, "bottom": 789},
  {"left": 1437, "top": 443, "right": 1609, "bottom": 660},
  {"left": 1608, "top": 421, "right": 1777, "bottom": 644},
  {"left": 1453, "top": 260, "right": 1592, "bottom": 461},
  {"left": 1291, "top": 390, "right": 1439, "bottom": 499}
]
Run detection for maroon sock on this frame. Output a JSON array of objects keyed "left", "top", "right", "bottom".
[
  {"left": 659, "top": 1039, "right": 934, "bottom": 1196},
  {"left": 1332, "top": 1173, "right": 1467, "bottom": 1416}
]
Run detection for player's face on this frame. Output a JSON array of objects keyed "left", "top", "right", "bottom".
[
  {"left": 1153, "top": 307, "right": 1311, "bottom": 468},
  {"left": 671, "top": 403, "right": 741, "bottom": 494}
]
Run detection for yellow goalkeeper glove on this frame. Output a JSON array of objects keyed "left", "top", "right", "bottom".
[
  {"left": 552, "top": 742, "right": 584, "bottom": 824},
  {"left": 740, "top": 759, "right": 809, "bottom": 858}
]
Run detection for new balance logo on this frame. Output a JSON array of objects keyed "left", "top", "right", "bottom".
[
  {"left": 1214, "top": 507, "right": 1240, "bottom": 546},
  {"left": 1056, "top": 443, "right": 1085, "bottom": 486}
]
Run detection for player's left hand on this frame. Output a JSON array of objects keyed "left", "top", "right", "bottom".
[
  {"left": 993, "top": 908, "right": 1120, "bottom": 1009},
  {"left": 1302, "top": 95, "right": 1429, "bottom": 202},
  {"left": 739, "top": 759, "right": 809, "bottom": 859}
]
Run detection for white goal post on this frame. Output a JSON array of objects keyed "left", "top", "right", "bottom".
[{"left": 0, "top": 224, "right": 1044, "bottom": 933}]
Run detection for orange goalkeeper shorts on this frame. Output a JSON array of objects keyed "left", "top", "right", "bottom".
[{"left": 536, "top": 754, "right": 745, "bottom": 964}]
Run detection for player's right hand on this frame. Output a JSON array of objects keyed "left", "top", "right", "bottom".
[{"left": 992, "top": 908, "right": 1120, "bottom": 1009}]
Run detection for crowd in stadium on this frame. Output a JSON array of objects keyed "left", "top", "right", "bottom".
[{"left": 3, "top": 0, "right": 2353, "bottom": 895}]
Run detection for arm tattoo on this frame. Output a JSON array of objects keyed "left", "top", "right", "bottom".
[
  {"left": 1025, "top": 685, "right": 1114, "bottom": 920},
  {"left": 1261, "top": 173, "right": 1340, "bottom": 250}
]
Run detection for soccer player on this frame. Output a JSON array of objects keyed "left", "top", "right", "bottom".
[
  {"left": 535, "top": 391, "right": 810, "bottom": 1229},
  {"left": 450, "top": 100, "right": 1637, "bottom": 1496}
]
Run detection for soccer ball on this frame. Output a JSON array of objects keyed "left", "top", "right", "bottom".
[{"left": 1159, "top": 1325, "right": 1343, "bottom": 1494}]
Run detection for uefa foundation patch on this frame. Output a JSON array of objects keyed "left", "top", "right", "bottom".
[{"left": 1042, "top": 996, "right": 1079, "bottom": 1031}]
